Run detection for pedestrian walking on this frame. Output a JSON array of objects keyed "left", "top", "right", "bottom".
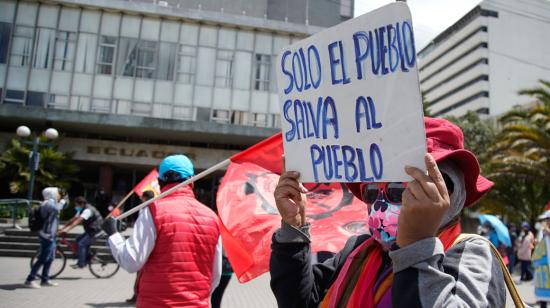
[
  {"left": 102, "top": 154, "right": 222, "bottom": 307},
  {"left": 58, "top": 196, "right": 104, "bottom": 269},
  {"left": 270, "top": 117, "right": 507, "bottom": 307},
  {"left": 211, "top": 252, "right": 234, "bottom": 308},
  {"left": 24, "top": 187, "right": 67, "bottom": 288},
  {"left": 519, "top": 222, "right": 535, "bottom": 281}
]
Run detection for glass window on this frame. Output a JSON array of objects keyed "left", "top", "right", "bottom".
[
  {"left": 26, "top": 91, "right": 47, "bottom": 107},
  {"left": 211, "top": 109, "right": 230, "bottom": 123},
  {"left": 156, "top": 42, "right": 176, "bottom": 81},
  {"left": 215, "top": 50, "right": 233, "bottom": 88},
  {"left": 48, "top": 94, "right": 69, "bottom": 109},
  {"left": 231, "top": 111, "right": 248, "bottom": 125},
  {"left": 75, "top": 33, "right": 97, "bottom": 73},
  {"left": 117, "top": 38, "right": 138, "bottom": 77},
  {"left": 33, "top": 28, "right": 55, "bottom": 69},
  {"left": 250, "top": 113, "right": 268, "bottom": 127},
  {"left": 0, "top": 22, "right": 11, "bottom": 64},
  {"left": 54, "top": 31, "right": 76, "bottom": 71},
  {"left": 254, "top": 54, "right": 271, "bottom": 91},
  {"left": 58, "top": 7, "right": 79, "bottom": 32},
  {"left": 177, "top": 45, "right": 196, "bottom": 84},
  {"left": 11, "top": 26, "right": 34, "bottom": 66},
  {"left": 0, "top": 1, "right": 16, "bottom": 23},
  {"left": 136, "top": 40, "right": 157, "bottom": 79},
  {"left": 97, "top": 35, "right": 116, "bottom": 75},
  {"left": 4, "top": 89, "right": 25, "bottom": 104}
]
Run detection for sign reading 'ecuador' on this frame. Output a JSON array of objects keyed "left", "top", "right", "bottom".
[{"left": 277, "top": 2, "right": 426, "bottom": 183}]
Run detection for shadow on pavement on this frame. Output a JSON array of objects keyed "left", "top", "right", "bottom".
[
  {"left": 85, "top": 302, "right": 134, "bottom": 308},
  {"left": 0, "top": 283, "right": 30, "bottom": 291}
]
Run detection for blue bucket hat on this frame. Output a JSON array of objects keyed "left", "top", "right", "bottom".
[{"left": 158, "top": 155, "right": 194, "bottom": 181}]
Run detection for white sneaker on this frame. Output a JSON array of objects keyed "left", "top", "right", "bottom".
[
  {"left": 41, "top": 281, "right": 59, "bottom": 287},
  {"left": 24, "top": 280, "right": 41, "bottom": 289}
]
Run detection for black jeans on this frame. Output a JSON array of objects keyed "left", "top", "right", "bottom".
[
  {"left": 520, "top": 260, "right": 533, "bottom": 281},
  {"left": 211, "top": 274, "right": 232, "bottom": 308}
]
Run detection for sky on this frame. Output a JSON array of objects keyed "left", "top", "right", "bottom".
[{"left": 354, "top": 0, "right": 482, "bottom": 50}]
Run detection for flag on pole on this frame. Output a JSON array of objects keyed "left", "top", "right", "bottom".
[
  {"left": 133, "top": 169, "right": 161, "bottom": 197},
  {"left": 217, "top": 133, "right": 369, "bottom": 283}
]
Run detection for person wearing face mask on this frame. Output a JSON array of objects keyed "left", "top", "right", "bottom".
[
  {"left": 58, "top": 196, "right": 103, "bottom": 269},
  {"left": 269, "top": 117, "right": 506, "bottom": 307}
]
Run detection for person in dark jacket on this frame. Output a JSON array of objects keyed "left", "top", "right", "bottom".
[
  {"left": 24, "top": 187, "right": 67, "bottom": 288},
  {"left": 59, "top": 196, "right": 103, "bottom": 268},
  {"left": 270, "top": 117, "right": 506, "bottom": 307}
]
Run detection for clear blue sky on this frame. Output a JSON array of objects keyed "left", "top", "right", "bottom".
[{"left": 354, "top": 0, "right": 482, "bottom": 49}]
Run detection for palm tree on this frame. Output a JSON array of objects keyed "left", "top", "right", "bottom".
[
  {"left": 484, "top": 80, "right": 550, "bottom": 224},
  {"left": 0, "top": 137, "right": 79, "bottom": 199}
]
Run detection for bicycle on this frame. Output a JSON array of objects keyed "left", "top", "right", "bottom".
[{"left": 29, "top": 233, "right": 120, "bottom": 279}]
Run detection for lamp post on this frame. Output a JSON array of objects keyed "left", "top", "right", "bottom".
[{"left": 16, "top": 126, "right": 59, "bottom": 201}]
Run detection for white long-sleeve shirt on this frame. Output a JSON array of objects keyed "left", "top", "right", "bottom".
[{"left": 108, "top": 207, "right": 222, "bottom": 292}]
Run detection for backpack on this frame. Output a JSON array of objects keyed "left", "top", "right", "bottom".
[{"left": 28, "top": 206, "right": 44, "bottom": 232}]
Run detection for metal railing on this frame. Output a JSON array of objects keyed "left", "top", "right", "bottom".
[{"left": 0, "top": 199, "right": 39, "bottom": 228}]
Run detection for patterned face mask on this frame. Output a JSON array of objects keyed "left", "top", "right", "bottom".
[
  {"left": 361, "top": 183, "right": 406, "bottom": 249},
  {"left": 368, "top": 200, "right": 400, "bottom": 249}
]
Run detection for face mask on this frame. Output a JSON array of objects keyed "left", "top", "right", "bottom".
[
  {"left": 75, "top": 207, "right": 82, "bottom": 215},
  {"left": 367, "top": 193, "right": 401, "bottom": 249}
]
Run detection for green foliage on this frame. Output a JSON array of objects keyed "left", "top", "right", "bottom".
[
  {"left": 0, "top": 136, "right": 79, "bottom": 199},
  {"left": 422, "top": 91, "right": 432, "bottom": 117},
  {"left": 483, "top": 80, "right": 550, "bottom": 225},
  {"left": 445, "top": 111, "right": 496, "bottom": 168}
]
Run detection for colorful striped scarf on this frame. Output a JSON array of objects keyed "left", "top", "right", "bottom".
[{"left": 320, "top": 223, "right": 462, "bottom": 308}]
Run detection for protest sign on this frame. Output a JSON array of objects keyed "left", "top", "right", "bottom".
[{"left": 276, "top": 2, "right": 426, "bottom": 183}]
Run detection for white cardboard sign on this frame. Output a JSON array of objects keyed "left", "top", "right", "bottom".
[{"left": 276, "top": 3, "right": 426, "bottom": 183}]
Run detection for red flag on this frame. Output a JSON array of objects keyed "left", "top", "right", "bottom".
[
  {"left": 133, "top": 169, "right": 161, "bottom": 197},
  {"left": 217, "top": 133, "right": 369, "bottom": 283}
]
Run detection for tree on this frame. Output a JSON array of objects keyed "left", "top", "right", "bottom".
[
  {"left": 484, "top": 80, "right": 550, "bottom": 225},
  {"left": 445, "top": 110, "right": 496, "bottom": 168},
  {"left": 0, "top": 137, "right": 79, "bottom": 199}
]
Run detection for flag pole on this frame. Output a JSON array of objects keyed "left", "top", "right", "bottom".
[
  {"left": 116, "top": 159, "right": 231, "bottom": 221},
  {"left": 105, "top": 190, "right": 134, "bottom": 219}
]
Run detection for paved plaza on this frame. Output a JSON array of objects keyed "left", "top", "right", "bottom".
[{"left": 0, "top": 255, "right": 539, "bottom": 307}]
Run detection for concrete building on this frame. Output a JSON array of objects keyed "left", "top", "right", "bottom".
[
  {"left": 0, "top": 0, "right": 353, "bottom": 208},
  {"left": 418, "top": 0, "right": 550, "bottom": 118}
]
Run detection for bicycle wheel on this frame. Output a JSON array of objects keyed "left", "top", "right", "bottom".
[
  {"left": 29, "top": 248, "right": 66, "bottom": 279},
  {"left": 88, "top": 250, "right": 120, "bottom": 278}
]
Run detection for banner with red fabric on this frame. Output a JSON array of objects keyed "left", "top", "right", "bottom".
[
  {"left": 133, "top": 169, "right": 161, "bottom": 197},
  {"left": 217, "top": 133, "right": 369, "bottom": 283}
]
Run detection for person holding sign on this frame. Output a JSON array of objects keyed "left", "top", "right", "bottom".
[{"left": 270, "top": 118, "right": 506, "bottom": 307}]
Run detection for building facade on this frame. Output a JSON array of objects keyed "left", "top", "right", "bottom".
[
  {"left": 418, "top": 0, "right": 550, "bottom": 118},
  {"left": 0, "top": 0, "right": 353, "bottom": 207}
]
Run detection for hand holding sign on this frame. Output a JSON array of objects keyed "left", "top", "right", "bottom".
[
  {"left": 277, "top": 3, "right": 426, "bottom": 183},
  {"left": 274, "top": 170, "right": 308, "bottom": 227},
  {"left": 397, "top": 154, "right": 451, "bottom": 248}
]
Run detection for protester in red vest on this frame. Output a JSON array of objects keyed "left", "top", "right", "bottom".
[
  {"left": 102, "top": 155, "right": 222, "bottom": 308},
  {"left": 270, "top": 117, "right": 506, "bottom": 307}
]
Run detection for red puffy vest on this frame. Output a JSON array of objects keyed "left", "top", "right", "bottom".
[{"left": 137, "top": 184, "right": 220, "bottom": 308}]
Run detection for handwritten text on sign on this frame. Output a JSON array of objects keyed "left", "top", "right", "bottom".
[{"left": 277, "top": 3, "right": 426, "bottom": 183}]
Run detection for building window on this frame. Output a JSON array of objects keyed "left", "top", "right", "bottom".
[
  {"left": 231, "top": 111, "right": 248, "bottom": 125},
  {"left": 211, "top": 109, "right": 230, "bottom": 123},
  {"left": 215, "top": 50, "right": 234, "bottom": 88},
  {"left": 11, "top": 26, "right": 33, "bottom": 67},
  {"left": 157, "top": 42, "right": 176, "bottom": 81},
  {"left": 173, "top": 106, "right": 194, "bottom": 120},
  {"left": 340, "top": 0, "right": 353, "bottom": 18},
  {"left": 117, "top": 38, "right": 157, "bottom": 79},
  {"left": 54, "top": 31, "right": 76, "bottom": 71},
  {"left": 476, "top": 107, "right": 490, "bottom": 115},
  {"left": 4, "top": 89, "right": 25, "bottom": 104},
  {"left": 177, "top": 45, "right": 196, "bottom": 83},
  {"left": 33, "top": 28, "right": 56, "bottom": 69},
  {"left": 254, "top": 54, "right": 271, "bottom": 91},
  {"left": 75, "top": 33, "right": 97, "bottom": 74},
  {"left": 136, "top": 40, "right": 157, "bottom": 79},
  {"left": 26, "top": 91, "right": 47, "bottom": 107},
  {"left": 48, "top": 94, "right": 69, "bottom": 109},
  {"left": 0, "top": 22, "right": 11, "bottom": 64},
  {"left": 97, "top": 35, "right": 116, "bottom": 75},
  {"left": 250, "top": 112, "right": 268, "bottom": 127}
]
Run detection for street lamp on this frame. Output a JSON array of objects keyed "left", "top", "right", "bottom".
[{"left": 16, "top": 126, "right": 59, "bottom": 201}]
